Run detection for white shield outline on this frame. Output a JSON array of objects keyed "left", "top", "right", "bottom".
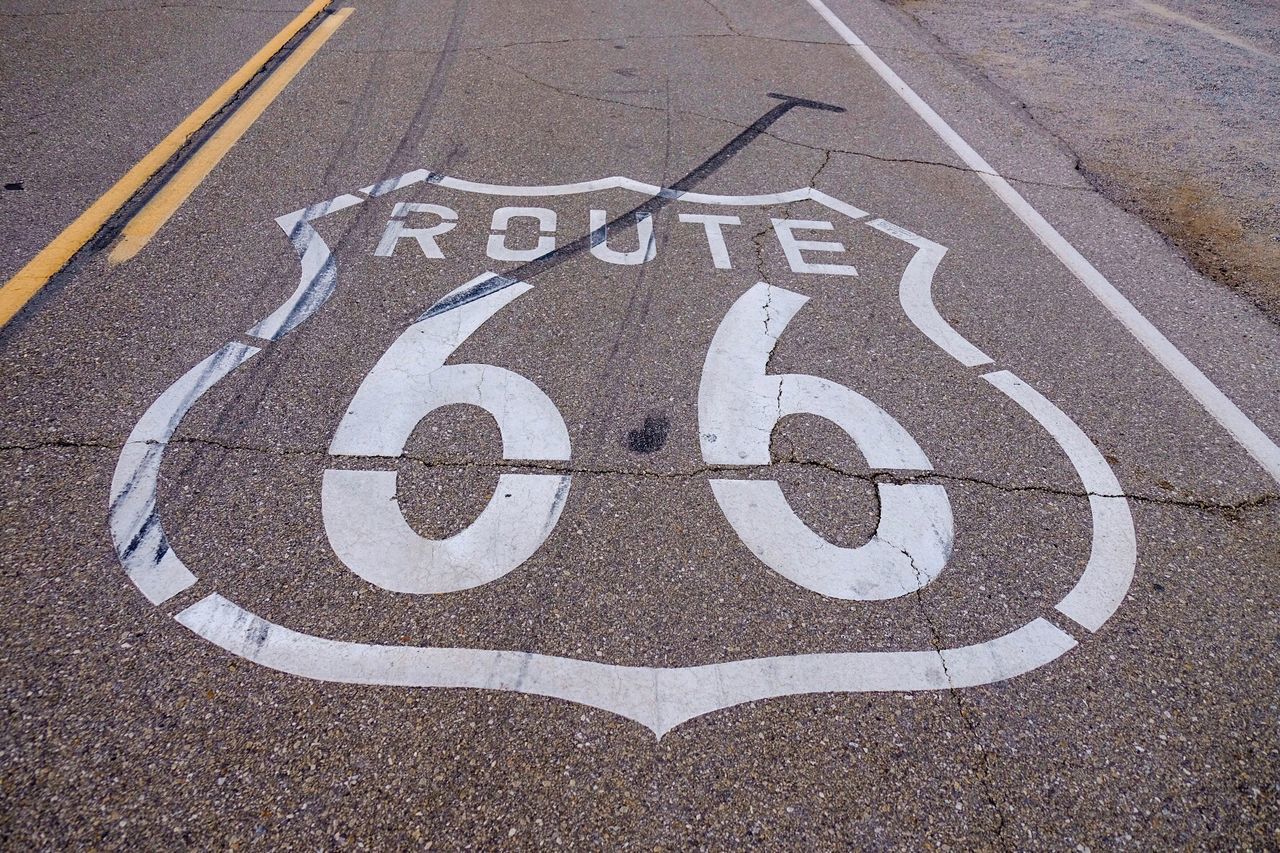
[{"left": 109, "top": 171, "right": 1136, "bottom": 737}]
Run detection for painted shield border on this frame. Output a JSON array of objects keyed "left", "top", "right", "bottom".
[{"left": 108, "top": 171, "right": 1136, "bottom": 737}]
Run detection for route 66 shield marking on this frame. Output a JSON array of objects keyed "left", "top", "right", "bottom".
[{"left": 109, "top": 170, "right": 1136, "bottom": 737}]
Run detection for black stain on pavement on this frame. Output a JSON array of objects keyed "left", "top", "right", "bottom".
[
  {"left": 627, "top": 414, "right": 670, "bottom": 454},
  {"left": 4, "top": 182, "right": 22, "bottom": 191}
]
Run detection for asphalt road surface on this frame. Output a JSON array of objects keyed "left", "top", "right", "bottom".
[{"left": 2, "top": 0, "right": 1278, "bottom": 848}]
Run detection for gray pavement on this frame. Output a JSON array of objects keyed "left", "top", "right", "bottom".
[
  {"left": 1, "top": 0, "right": 1277, "bottom": 847},
  {"left": 0, "top": 0, "right": 307, "bottom": 284}
]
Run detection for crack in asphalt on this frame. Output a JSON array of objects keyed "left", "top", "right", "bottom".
[
  {"left": 811, "top": 147, "right": 834, "bottom": 186},
  {"left": 474, "top": 50, "right": 1090, "bottom": 193},
  {"left": 4, "top": 436, "right": 1274, "bottom": 514},
  {"left": 924, "top": 614, "right": 1012, "bottom": 841},
  {"left": 896, "top": 544, "right": 1012, "bottom": 844},
  {"left": 749, "top": 223, "right": 772, "bottom": 282}
]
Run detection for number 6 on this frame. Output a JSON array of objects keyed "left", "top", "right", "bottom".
[
  {"left": 322, "top": 274, "right": 571, "bottom": 594},
  {"left": 699, "top": 283, "right": 953, "bottom": 600}
]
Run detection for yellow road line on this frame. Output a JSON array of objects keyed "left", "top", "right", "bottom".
[
  {"left": 110, "top": 7, "right": 355, "bottom": 266},
  {"left": 0, "top": 0, "right": 332, "bottom": 330}
]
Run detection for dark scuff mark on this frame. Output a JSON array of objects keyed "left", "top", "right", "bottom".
[
  {"left": 418, "top": 273, "right": 520, "bottom": 321},
  {"left": 119, "top": 512, "right": 160, "bottom": 561},
  {"left": 248, "top": 618, "right": 271, "bottom": 650},
  {"left": 420, "top": 92, "right": 844, "bottom": 320}
]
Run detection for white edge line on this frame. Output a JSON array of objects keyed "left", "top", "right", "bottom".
[{"left": 804, "top": 0, "right": 1280, "bottom": 486}]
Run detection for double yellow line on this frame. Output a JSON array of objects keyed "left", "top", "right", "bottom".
[{"left": 0, "top": 1, "right": 353, "bottom": 329}]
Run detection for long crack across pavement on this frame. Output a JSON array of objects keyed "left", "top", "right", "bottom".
[{"left": 2, "top": 437, "right": 1275, "bottom": 514}]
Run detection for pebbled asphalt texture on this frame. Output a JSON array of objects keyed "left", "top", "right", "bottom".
[{"left": 1, "top": 0, "right": 1277, "bottom": 847}]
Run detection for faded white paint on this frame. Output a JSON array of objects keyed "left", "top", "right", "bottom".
[
  {"left": 984, "top": 371, "right": 1137, "bottom": 632},
  {"left": 700, "top": 282, "right": 953, "bottom": 599},
  {"left": 486, "top": 206, "right": 557, "bottom": 262},
  {"left": 325, "top": 274, "right": 572, "bottom": 593},
  {"left": 360, "top": 172, "right": 869, "bottom": 222},
  {"left": 868, "top": 218, "right": 991, "bottom": 367},
  {"left": 678, "top": 212, "right": 740, "bottom": 269},
  {"left": 322, "top": 470, "right": 570, "bottom": 594},
  {"left": 177, "top": 593, "right": 1077, "bottom": 738},
  {"left": 710, "top": 481, "right": 953, "bottom": 600},
  {"left": 249, "top": 193, "right": 364, "bottom": 340},
  {"left": 374, "top": 202, "right": 458, "bottom": 258},
  {"left": 109, "top": 343, "right": 259, "bottom": 604},
  {"left": 771, "top": 218, "right": 859, "bottom": 277},
  {"left": 589, "top": 209, "right": 656, "bottom": 265}
]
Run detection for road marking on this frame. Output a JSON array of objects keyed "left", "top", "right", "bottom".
[
  {"left": 485, "top": 207, "right": 558, "bottom": 262},
  {"left": 375, "top": 202, "right": 458, "bottom": 258},
  {"left": 177, "top": 593, "right": 1077, "bottom": 738},
  {"left": 324, "top": 274, "right": 572, "bottom": 594},
  {"left": 0, "top": 0, "right": 332, "bottom": 330},
  {"left": 677, "top": 213, "right": 740, "bottom": 269},
  {"left": 984, "top": 371, "right": 1137, "bottom": 633},
  {"left": 108, "top": 7, "right": 354, "bottom": 266},
  {"left": 248, "top": 193, "right": 364, "bottom": 340},
  {"left": 1130, "top": 0, "right": 1278, "bottom": 63},
  {"left": 701, "top": 282, "right": 954, "bottom": 600},
  {"left": 589, "top": 209, "right": 657, "bottom": 265},
  {"left": 805, "top": 0, "right": 1280, "bottom": 486},
  {"left": 867, "top": 219, "right": 992, "bottom": 367},
  {"left": 110, "top": 175, "right": 1138, "bottom": 733},
  {"left": 109, "top": 343, "right": 260, "bottom": 604}
]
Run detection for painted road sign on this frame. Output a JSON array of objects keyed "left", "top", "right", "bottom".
[{"left": 109, "top": 171, "right": 1136, "bottom": 736}]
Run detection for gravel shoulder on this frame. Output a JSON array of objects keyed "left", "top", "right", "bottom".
[{"left": 888, "top": 0, "right": 1280, "bottom": 322}]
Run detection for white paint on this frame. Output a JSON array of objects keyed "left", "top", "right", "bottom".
[
  {"left": 325, "top": 273, "right": 572, "bottom": 593},
  {"left": 589, "top": 210, "right": 656, "bottom": 265},
  {"left": 804, "top": 0, "right": 1280, "bottom": 485},
  {"left": 486, "top": 206, "right": 556, "bottom": 262},
  {"left": 984, "top": 371, "right": 1137, "bottom": 632},
  {"left": 678, "top": 213, "right": 740, "bottom": 269},
  {"left": 109, "top": 343, "right": 259, "bottom": 604},
  {"left": 868, "top": 218, "right": 991, "bottom": 367},
  {"left": 699, "top": 283, "right": 932, "bottom": 468},
  {"left": 177, "top": 593, "right": 1076, "bottom": 737},
  {"left": 329, "top": 275, "right": 570, "bottom": 460},
  {"left": 710, "top": 480, "right": 953, "bottom": 599},
  {"left": 249, "top": 193, "right": 364, "bottom": 340},
  {"left": 700, "top": 283, "right": 953, "bottom": 599},
  {"left": 771, "top": 218, "right": 859, "bottom": 277},
  {"left": 374, "top": 202, "right": 458, "bottom": 258},
  {"left": 322, "top": 470, "right": 571, "bottom": 594}
]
